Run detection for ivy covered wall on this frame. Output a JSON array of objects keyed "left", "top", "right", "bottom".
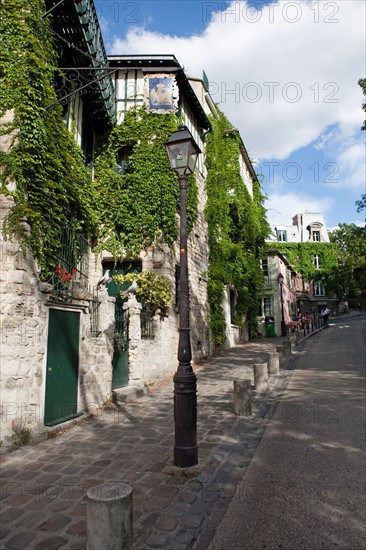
[
  {"left": 205, "top": 109, "right": 270, "bottom": 345},
  {"left": 267, "top": 241, "right": 339, "bottom": 293},
  {"left": 93, "top": 106, "right": 198, "bottom": 259},
  {"left": 0, "top": 0, "right": 98, "bottom": 278}
]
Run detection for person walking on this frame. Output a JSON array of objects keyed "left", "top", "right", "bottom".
[{"left": 321, "top": 306, "right": 330, "bottom": 326}]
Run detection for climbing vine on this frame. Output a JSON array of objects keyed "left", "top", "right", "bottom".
[
  {"left": 268, "top": 241, "right": 339, "bottom": 293},
  {"left": 93, "top": 106, "right": 198, "bottom": 258},
  {"left": 0, "top": 0, "right": 98, "bottom": 279},
  {"left": 205, "top": 108, "right": 270, "bottom": 345}
]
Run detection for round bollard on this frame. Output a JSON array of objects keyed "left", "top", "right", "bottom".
[
  {"left": 233, "top": 379, "right": 252, "bottom": 416},
  {"left": 267, "top": 352, "right": 280, "bottom": 375},
  {"left": 87, "top": 482, "right": 133, "bottom": 550},
  {"left": 276, "top": 345, "right": 286, "bottom": 363},
  {"left": 284, "top": 340, "right": 292, "bottom": 355},
  {"left": 254, "top": 363, "right": 268, "bottom": 393}
]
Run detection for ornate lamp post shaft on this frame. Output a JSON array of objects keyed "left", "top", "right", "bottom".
[
  {"left": 165, "top": 125, "right": 201, "bottom": 468},
  {"left": 174, "top": 175, "right": 198, "bottom": 467}
]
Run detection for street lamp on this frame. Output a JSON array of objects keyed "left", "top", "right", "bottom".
[
  {"left": 165, "top": 126, "right": 201, "bottom": 468},
  {"left": 278, "top": 273, "right": 286, "bottom": 337}
]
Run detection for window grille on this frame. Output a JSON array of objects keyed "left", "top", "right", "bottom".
[
  {"left": 49, "top": 226, "right": 89, "bottom": 303},
  {"left": 90, "top": 288, "right": 101, "bottom": 336},
  {"left": 141, "top": 303, "right": 155, "bottom": 339}
]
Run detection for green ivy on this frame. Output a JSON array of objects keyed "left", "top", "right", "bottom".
[
  {"left": 205, "top": 108, "right": 270, "bottom": 345},
  {"left": 0, "top": 0, "right": 98, "bottom": 279},
  {"left": 268, "top": 241, "right": 339, "bottom": 292},
  {"left": 93, "top": 106, "right": 198, "bottom": 258}
]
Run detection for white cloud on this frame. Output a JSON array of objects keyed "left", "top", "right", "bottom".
[
  {"left": 314, "top": 128, "right": 366, "bottom": 190},
  {"left": 265, "top": 192, "right": 334, "bottom": 227},
  {"left": 110, "top": 0, "right": 365, "bottom": 160}
]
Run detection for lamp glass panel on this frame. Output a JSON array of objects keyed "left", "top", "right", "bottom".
[{"left": 166, "top": 142, "right": 190, "bottom": 172}]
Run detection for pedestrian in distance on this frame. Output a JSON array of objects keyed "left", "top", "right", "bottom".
[{"left": 321, "top": 306, "right": 331, "bottom": 326}]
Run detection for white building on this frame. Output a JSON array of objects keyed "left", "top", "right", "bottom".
[{"left": 268, "top": 212, "right": 330, "bottom": 243}]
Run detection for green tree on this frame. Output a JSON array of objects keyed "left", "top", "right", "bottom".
[
  {"left": 329, "top": 223, "right": 366, "bottom": 298},
  {"left": 355, "top": 193, "right": 366, "bottom": 213},
  {"left": 359, "top": 77, "right": 366, "bottom": 131}
]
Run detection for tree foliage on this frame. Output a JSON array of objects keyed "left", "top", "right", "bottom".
[
  {"left": 359, "top": 77, "right": 366, "bottom": 131},
  {"left": 355, "top": 193, "right": 366, "bottom": 213},
  {"left": 329, "top": 223, "right": 366, "bottom": 297}
]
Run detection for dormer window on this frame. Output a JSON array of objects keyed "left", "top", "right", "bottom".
[
  {"left": 276, "top": 229, "right": 287, "bottom": 242},
  {"left": 306, "top": 221, "right": 323, "bottom": 242}
]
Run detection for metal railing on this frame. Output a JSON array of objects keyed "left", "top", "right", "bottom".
[
  {"left": 49, "top": 226, "right": 89, "bottom": 303},
  {"left": 90, "top": 289, "right": 101, "bottom": 336},
  {"left": 141, "top": 303, "right": 155, "bottom": 340}
]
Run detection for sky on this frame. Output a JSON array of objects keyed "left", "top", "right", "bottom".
[{"left": 93, "top": 0, "right": 366, "bottom": 230}]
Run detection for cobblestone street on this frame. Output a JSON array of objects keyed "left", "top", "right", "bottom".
[{"left": 1, "top": 336, "right": 294, "bottom": 549}]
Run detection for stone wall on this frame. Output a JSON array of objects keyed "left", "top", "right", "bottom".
[{"left": 0, "top": 196, "right": 116, "bottom": 444}]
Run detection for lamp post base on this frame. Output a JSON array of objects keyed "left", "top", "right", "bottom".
[
  {"left": 173, "top": 369, "right": 198, "bottom": 468},
  {"left": 174, "top": 445, "right": 198, "bottom": 468}
]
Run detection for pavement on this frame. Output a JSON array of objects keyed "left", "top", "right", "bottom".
[
  {"left": 210, "top": 314, "right": 366, "bottom": 550},
  {"left": 0, "top": 314, "right": 363, "bottom": 550}
]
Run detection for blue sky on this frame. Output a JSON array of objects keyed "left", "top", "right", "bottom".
[{"left": 94, "top": 0, "right": 366, "bottom": 230}]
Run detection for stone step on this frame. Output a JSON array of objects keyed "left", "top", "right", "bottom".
[{"left": 113, "top": 385, "right": 151, "bottom": 404}]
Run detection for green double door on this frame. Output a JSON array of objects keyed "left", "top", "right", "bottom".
[{"left": 44, "top": 309, "right": 80, "bottom": 426}]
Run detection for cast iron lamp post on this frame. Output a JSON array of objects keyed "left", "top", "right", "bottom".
[
  {"left": 278, "top": 273, "right": 286, "bottom": 337},
  {"left": 165, "top": 126, "right": 201, "bottom": 467}
]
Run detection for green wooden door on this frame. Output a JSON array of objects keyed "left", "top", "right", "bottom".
[{"left": 44, "top": 309, "right": 80, "bottom": 426}]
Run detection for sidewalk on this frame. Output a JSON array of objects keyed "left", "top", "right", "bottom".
[{"left": 0, "top": 336, "right": 308, "bottom": 549}]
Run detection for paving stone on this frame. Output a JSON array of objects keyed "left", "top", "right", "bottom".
[
  {"left": 3, "top": 531, "right": 36, "bottom": 549},
  {"left": 0, "top": 527, "right": 10, "bottom": 540},
  {"left": 39, "top": 513, "right": 71, "bottom": 531},
  {"left": 156, "top": 516, "right": 178, "bottom": 532},
  {"left": 65, "top": 519, "right": 86, "bottom": 536},
  {"left": 141, "top": 512, "right": 160, "bottom": 528},
  {"left": 0, "top": 507, "right": 25, "bottom": 524},
  {"left": 177, "top": 490, "right": 197, "bottom": 504},
  {"left": 16, "top": 510, "right": 45, "bottom": 528},
  {"left": 180, "top": 512, "right": 204, "bottom": 529},
  {"left": 33, "top": 535, "right": 68, "bottom": 549},
  {"left": 144, "top": 529, "right": 172, "bottom": 548}
]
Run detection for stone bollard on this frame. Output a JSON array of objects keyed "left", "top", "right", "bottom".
[
  {"left": 254, "top": 363, "right": 268, "bottom": 393},
  {"left": 276, "top": 344, "right": 286, "bottom": 364},
  {"left": 284, "top": 340, "right": 292, "bottom": 355},
  {"left": 267, "top": 352, "right": 280, "bottom": 375},
  {"left": 87, "top": 482, "right": 133, "bottom": 550},
  {"left": 233, "top": 379, "right": 252, "bottom": 416}
]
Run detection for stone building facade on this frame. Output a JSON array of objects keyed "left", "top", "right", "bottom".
[{"left": 1, "top": 6, "right": 261, "bottom": 444}]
